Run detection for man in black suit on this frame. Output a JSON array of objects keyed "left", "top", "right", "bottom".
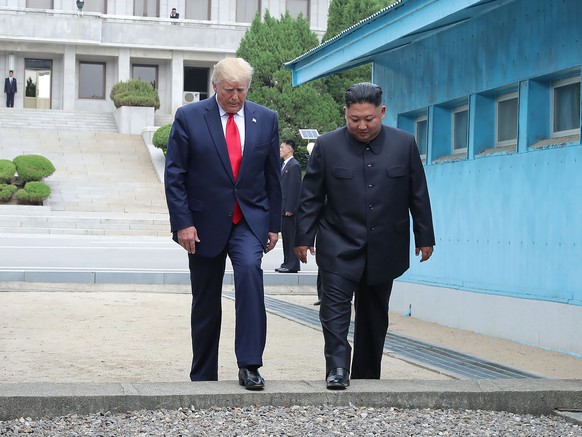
[
  {"left": 4, "top": 70, "right": 16, "bottom": 108},
  {"left": 170, "top": 7, "right": 179, "bottom": 18},
  {"left": 276, "top": 139, "right": 302, "bottom": 274},
  {"left": 295, "top": 82, "right": 435, "bottom": 390},
  {"left": 164, "top": 57, "right": 281, "bottom": 390}
]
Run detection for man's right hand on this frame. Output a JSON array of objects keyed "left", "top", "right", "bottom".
[
  {"left": 294, "top": 245, "right": 315, "bottom": 263},
  {"left": 177, "top": 226, "right": 200, "bottom": 254}
]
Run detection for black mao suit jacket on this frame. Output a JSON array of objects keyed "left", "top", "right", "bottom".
[
  {"left": 296, "top": 125, "right": 435, "bottom": 285},
  {"left": 164, "top": 96, "right": 282, "bottom": 256}
]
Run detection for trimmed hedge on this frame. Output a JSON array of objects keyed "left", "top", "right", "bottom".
[
  {"left": 16, "top": 181, "right": 51, "bottom": 203},
  {"left": 0, "top": 159, "right": 16, "bottom": 183},
  {"left": 152, "top": 123, "right": 172, "bottom": 155},
  {"left": 0, "top": 183, "right": 17, "bottom": 201},
  {"left": 13, "top": 154, "right": 56, "bottom": 182},
  {"left": 110, "top": 79, "right": 160, "bottom": 110}
]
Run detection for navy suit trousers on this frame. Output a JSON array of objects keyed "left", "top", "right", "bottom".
[{"left": 187, "top": 219, "right": 266, "bottom": 381}]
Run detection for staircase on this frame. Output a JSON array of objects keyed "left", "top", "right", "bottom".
[
  {"left": 0, "top": 108, "right": 119, "bottom": 132},
  {"left": 0, "top": 109, "right": 170, "bottom": 236}
]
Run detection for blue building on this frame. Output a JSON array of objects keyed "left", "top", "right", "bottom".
[{"left": 286, "top": 0, "right": 582, "bottom": 356}]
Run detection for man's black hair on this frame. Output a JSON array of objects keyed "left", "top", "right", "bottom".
[
  {"left": 344, "top": 82, "right": 383, "bottom": 107},
  {"left": 283, "top": 139, "right": 296, "bottom": 150}
]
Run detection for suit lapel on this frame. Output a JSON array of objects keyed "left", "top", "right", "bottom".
[
  {"left": 203, "top": 98, "right": 236, "bottom": 183},
  {"left": 238, "top": 102, "right": 257, "bottom": 181}
]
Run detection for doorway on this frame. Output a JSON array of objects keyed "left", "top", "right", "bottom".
[{"left": 24, "top": 59, "right": 52, "bottom": 109}]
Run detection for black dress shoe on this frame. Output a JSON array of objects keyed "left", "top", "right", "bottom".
[
  {"left": 238, "top": 367, "right": 265, "bottom": 390},
  {"left": 313, "top": 299, "right": 321, "bottom": 306},
  {"left": 326, "top": 368, "right": 349, "bottom": 390},
  {"left": 275, "top": 267, "right": 298, "bottom": 273}
]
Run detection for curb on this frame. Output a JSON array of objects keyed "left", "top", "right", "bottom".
[{"left": 1, "top": 380, "right": 581, "bottom": 421}]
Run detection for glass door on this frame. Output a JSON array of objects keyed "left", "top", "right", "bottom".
[{"left": 24, "top": 59, "right": 52, "bottom": 109}]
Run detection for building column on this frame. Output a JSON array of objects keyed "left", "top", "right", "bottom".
[
  {"left": 118, "top": 48, "right": 131, "bottom": 82},
  {"left": 171, "top": 52, "right": 184, "bottom": 115},
  {"left": 62, "top": 45, "right": 76, "bottom": 111}
]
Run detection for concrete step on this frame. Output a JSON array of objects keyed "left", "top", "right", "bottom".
[
  {"left": 0, "top": 108, "right": 118, "bottom": 132},
  {"left": 0, "top": 206, "right": 170, "bottom": 236}
]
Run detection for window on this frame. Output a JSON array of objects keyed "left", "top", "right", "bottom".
[
  {"left": 552, "top": 76, "right": 580, "bottom": 137},
  {"left": 26, "top": 0, "right": 53, "bottom": 8},
  {"left": 287, "top": 0, "right": 309, "bottom": 20},
  {"left": 185, "top": 0, "right": 210, "bottom": 20},
  {"left": 184, "top": 66, "right": 210, "bottom": 100},
  {"left": 83, "top": 0, "right": 106, "bottom": 13},
  {"left": 237, "top": 0, "right": 260, "bottom": 23},
  {"left": 415, "top": 116, "right": 427, "bottom": 157},
  {"left": 79, "top": 62, "right": 105, "bottom": 99},
  {"left": 496, "top": 91, "right": 518, "bottom": 146},
  {"left": 132, "top": 64, "right": 158, "bottom": 89},
  {"left": 134, "top": 0, "right": 159, "bottom": 17},
  {"left": 452, "top": 105, "right": 468, "bottom": 153}
]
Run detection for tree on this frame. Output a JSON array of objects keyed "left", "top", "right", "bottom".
[
  {"left": 323, "top": 0, "right": 397, "bottom": 106},
  {"left": 237, "top": 11, "right": 343, "bottom": 148}
]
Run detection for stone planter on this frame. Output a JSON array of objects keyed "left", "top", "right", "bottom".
[{"left": 114, "top": 106, "right": 155, "bottom": 135}]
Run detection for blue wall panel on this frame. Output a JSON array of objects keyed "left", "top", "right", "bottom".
[
  {"left": 374, "top": 0, "right": 582, "bottom": 305},
  {"left": 375, "top": 0, "right": 582, "bottom": 126},
  {"left": 403, "top": 143, "right": 582, "bottom": 304}
]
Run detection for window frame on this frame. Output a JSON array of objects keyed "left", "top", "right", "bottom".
[
  {"left": 495, "top": 91, "right": 519, "bottom": 147},
  {"left": 132, "top": 64, "right": 158, "bottom": 90},
  {"left": 185, "top": 0, "right": 211, "bottom": 20},
  {"left": 78, "top": 61, "right": 106, "bottom": 100},
  {"left": 415, "top": 115, "right": 428, "bottom": 159},
  {"left": 236, "top": 0, "right": 260, "bottom": 23},
  {"left": 551, "top": 75, "right": 581, "bottom": 138},
  {"left": 452, "top": 104, "right": 469, "bottom": 154}
]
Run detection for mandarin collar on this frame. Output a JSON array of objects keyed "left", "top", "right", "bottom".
[{"left": 345, "top": 126, "right": 385, "bottom": 155}]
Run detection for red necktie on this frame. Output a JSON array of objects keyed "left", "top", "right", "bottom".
[{"left": 226, "top": 113, "right": 243, "bottom": 224}]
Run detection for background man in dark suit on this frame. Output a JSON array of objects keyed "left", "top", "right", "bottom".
[
  {"left": 4, "top": 70, "right": 16, "bottom": 108},
  {"left": 164, "top": 57, "right": 282, "bottom": 390},
  {"left": 170, "top": 7, "right": 179, "bottom": 18},
  {"left": 295, "top": 82, "right": 435, "bottom": 390},
  {"left": 276, "top": 139, "right": 301, "bottom": 274}
]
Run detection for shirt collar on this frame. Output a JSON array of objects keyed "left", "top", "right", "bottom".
[{"left": 216, "top": 96, "right": 244, "bottom": 119}]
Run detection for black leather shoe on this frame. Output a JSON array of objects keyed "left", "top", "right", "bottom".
[
  {"left": 326, "top": 368, "right": 349, "bottom": 390},
  {"left": 275, "top": 267, "right": 298, "bottom": 273},
  {"left": 313, "top": 299, "right": 321, "bottom": 306},
  {"left": 238, "top": 367, "right": 265, "bottom": 390}
]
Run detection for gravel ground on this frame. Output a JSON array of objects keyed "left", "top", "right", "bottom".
[{"left": 1, "top": 405, "right": 580, "bottom": 436}]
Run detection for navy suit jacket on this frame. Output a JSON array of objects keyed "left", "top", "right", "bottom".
[
  {"left": 296, "top": 125, "right": 435, "bottom": 285},
  {"left": 4, "top": 77, "right": 16, "bottom": 94},
  {"left": 164, "top": 97, "right": 282, "bottom": 258}
]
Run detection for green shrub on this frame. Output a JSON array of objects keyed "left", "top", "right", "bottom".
[
  {"left": 16, "top": 181, "right": 51, "bottom": 203},
  {"left": 0, "top": 159, "right": 16, "bottom": 183},
  {"left": 152, "top": 123, "right": 172, "bottom": 154},
  {"left": 0, "top": 183, "right": 17, "bottom": 201},
  {"left": 110, "top": 79, "right": 160, "bottom": 110},
  {"left": 13, "top": 154, "right": 56, "bottom": 182}
]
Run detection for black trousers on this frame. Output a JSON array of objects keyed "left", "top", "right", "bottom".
[
  {"left": 280, "top": 214, "right": 300, "bottom": 271},
  {"left": 6, "top": 92, "right": 14, "bottom": 108},
  {"left": 319, "top": 269, "right": 393, "bottom": 379}
]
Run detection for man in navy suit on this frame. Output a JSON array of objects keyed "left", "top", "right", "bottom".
[
  {"left": 295, "top": 83, "right": 435, "bottom": 389},
  {"left": 4, "top": 70, "right": 17, "bottom": 108},
  {"left": 276, "top": 139, "right": 301, "bottom": 274},
  {"left": 164, "top": 58, "right": 282, "bottom": 389}
]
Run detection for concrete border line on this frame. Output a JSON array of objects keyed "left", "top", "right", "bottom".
[{"left": 1, "top": 380, "right": 581, "bottom": 420}]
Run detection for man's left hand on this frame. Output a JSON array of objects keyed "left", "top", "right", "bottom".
[
  {"left": 265, "top": 232, "right": 278, "bottom": 253},
  {"left": 415, "top": 246, "right": 434, "bottom": 262}
]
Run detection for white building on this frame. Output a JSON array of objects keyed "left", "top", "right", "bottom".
[{"left": 0, "top": 0, "right": 329, "bottom": 116}]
